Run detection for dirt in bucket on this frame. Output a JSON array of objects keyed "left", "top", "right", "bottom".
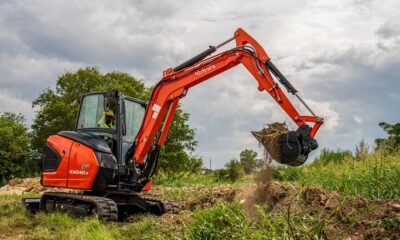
[{"left": 252, "top": 122, "right": 288, "bottom": 162}]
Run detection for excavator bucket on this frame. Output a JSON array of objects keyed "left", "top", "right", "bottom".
[{"left": 252, "top": 124, "right": 318, "bottom": 166}]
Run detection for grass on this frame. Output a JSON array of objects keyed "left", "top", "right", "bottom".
[
  {"left": 0, "top": 195, "right": 335, "bottom": 240},
  {"left": 153, "top": 171, "right": 254, "bottom": 187},
  {"left": 274, "top": 148, "right": 400, "bottom": 199},
  {"left": 0, "top": 147, "right": 399, "bottom": 239},
  {"left": 0, "top": 194, "right": 188, "bottom": 240}
]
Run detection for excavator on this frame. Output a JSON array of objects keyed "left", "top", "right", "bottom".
[{"left": 23, "top": 28, "right": 323, "bottom": 221}]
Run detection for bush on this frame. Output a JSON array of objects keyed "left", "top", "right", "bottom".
[
  {"left": 224, "top": 159, "right": 244, "bottom": 182},
  {"left": 212, "top": 168, "right": 229, "bottom": 182}
]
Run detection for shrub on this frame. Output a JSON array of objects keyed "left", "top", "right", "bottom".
[
  {"left": 224, "top": 159, "right": 244, "bottom": 182},
  {"left": 212, "top": 168, "right": 229, "bottom": 182}
]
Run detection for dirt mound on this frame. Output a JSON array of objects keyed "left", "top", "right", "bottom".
[
  {"left": 0, "top": 177, "right": 79, "bottom": 195},
  {"left": 239, "top": 181, "right": 400, "bottom": 239},
  {"left": 252, "top": 122, "right": 288, "bottom": 162},
  {"left": 0, "top": 177, "right": 43, "bottom": 195},
  {"left": 180, "top": 186, "right": 236, "bottom": 210}
]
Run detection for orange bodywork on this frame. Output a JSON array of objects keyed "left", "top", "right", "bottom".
[
  {"left": 67, "top": 142, "right": 99, "bottom": 189},
  {"left": 133, "top": 28, "right": 323, "bottom": 165},
  {"left": 42, "top": 135, "right": 99, "bottom": 190},
  {"left": 141, "top": 177, "right": 152, "bottom": 191}
]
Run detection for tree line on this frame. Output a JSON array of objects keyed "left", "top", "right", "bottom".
[
  {"left": 0, "top": 67, "right": 202, "bottom": 183},
  {"left": 1, "top": 67, "right": 399, "bottom": 184}
]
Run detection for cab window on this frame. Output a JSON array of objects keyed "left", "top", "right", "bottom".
[
  {"left": 123, "top": 99, "right": 145, "bottom": 142},
  {"left": 77, "top": 94, "right": 116, "bottom": 130},
  {"left": 77, "top": 94, "right": 105, "bottom": 129}
]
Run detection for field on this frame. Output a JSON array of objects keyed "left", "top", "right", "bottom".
[{"left": 0, "top": 150, "right": 399, "bottom": 240}]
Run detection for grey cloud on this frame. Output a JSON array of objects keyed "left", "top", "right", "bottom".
[
  {"left": 1, "top": 0, "right": 399, "bottom": 168},
  {"left": 376, "top": 21, "right": 400, "bottom": 39}
]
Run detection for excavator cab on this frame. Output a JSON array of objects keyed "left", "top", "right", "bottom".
[
  {"left": 40, "top": 90, "right": 147, "bottom": 193},
  {"left": 75, "top": 90, "right": 146, "bottom": 165}
]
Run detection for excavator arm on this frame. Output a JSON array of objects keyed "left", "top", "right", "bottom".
[{"left": 129, "top": 28, "right": 323, "bottom": 187}]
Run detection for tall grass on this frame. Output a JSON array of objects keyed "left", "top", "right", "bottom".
[
  {"left": 186, "top": 201, "right": 333, "bottom": 239},
  {"left": 0, "top": 195, "right": 185, "bottom": 240},
  {"left": 274, "top": 148, "right": 400, "bottom": 199}
]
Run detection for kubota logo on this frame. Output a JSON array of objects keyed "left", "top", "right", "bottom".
[
  {"left": 195, "top": 65, "right": 215, "bottom": 76},
  {"left": 81, "top": 164, "right": 89, "bottom": 170}
]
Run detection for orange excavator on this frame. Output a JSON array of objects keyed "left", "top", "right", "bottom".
[{"left": 24, "top": 28, "right": 323, "bottom": 220}]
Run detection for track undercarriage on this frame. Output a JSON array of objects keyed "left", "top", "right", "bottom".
[{"left": 23, "top": 192, "right": 179, "bottom": 221}]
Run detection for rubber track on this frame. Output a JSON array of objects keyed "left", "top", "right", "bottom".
[
  {"left": 140, "top": 194, "right": 180, "bottom": 214},
  {"left": 42, "top": 192, "right": 118, "bottom": 221}
]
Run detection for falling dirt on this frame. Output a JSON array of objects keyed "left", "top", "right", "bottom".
[{"left": 252, "top": 122, "right": 288, "bottom": 162}]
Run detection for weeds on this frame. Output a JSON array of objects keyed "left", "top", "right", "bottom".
[{"left": 274, "top": 150, "right": 400, "bottom": 199}]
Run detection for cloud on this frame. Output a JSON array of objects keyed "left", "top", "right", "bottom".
[
  {"left": 0, "top": 0, "right": 399, "bottom": 168},
  {"left": 0, "top": 89, "right": 35, "bottom": 124}
]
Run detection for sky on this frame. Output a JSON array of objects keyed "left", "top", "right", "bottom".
[{"left": 0, "top": 0, "right": 399, "bottom": 168}]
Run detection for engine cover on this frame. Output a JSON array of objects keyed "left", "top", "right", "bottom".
[{"left": 42, "top": 131, "right": 116, "bottom": 191}]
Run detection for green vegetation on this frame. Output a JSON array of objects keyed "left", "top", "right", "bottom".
[
  {"left": 0, "top": 195, "right": 184, "bottom": 240},
  {"left": 239, "top": 149, "right": 262, "bottom": 174},
  {"left": 0, "top": 67, "right": 203, "bottom": 183},
  {"left": 274, "top": 147, "right": 400, "bottom": 200},
  {"left": 211, "top": 149, "right": 262, "bottom": 183},
  {"left": 31, "top": 67, "right": 202, "bottom": 175},
  {"left": 224, "top": 159, "right": 245, "bottom": 182},
  {"left": 0, "top": 113, "right": 37, "bottom": 183},
  {"left": 273, "top": 124, "right": 400, "bottom": 200},
  {"left": 375, "top": 121, "right": 400, "bottom": 152},
  {"left": 0, "top": 144, "right": 399, "bottom": 239},
  {"left": 1, "top": 66, "right": 399, "bottom": 239},
  {"left": 187, "top": 201, "right": 251, "bottom": 239}
]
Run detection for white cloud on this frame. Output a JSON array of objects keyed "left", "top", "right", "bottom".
[
  {"left": 0, "top": 0, "right": 399, "bottom": 168},
  {"left": 0, "top": 89, "right": 35, "bottom": 124}
]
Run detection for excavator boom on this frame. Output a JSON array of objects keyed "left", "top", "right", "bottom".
[{"left": 130, "top": 28, "right": 323, "bottom": 186}]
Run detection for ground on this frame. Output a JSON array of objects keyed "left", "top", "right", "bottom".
[{"left": 0, "top": 174, "right": 399, "bottom": 240}]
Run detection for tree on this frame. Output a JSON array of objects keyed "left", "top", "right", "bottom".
[
  {"left": 375, "top": 122, "right": 400, "bottom": 151},
  {"left": 239, "top": 149, "right": 262, "bottom": 174},
  {"left": 0, "top": 113, "right": 35, "bottom": 182},
  {"left": 158, "top": 106, "right": 203, "bottom": 173},
  {"left": 31, "top": 67, "right": 201, "bottom": 174},
  {"left": 225, "top": 159, "right": 244, "bottom": 182}
]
